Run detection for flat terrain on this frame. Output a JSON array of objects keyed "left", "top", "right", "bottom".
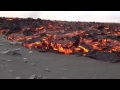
[{"left": 0, "top": 35, "right": 120, "bottom": 79}]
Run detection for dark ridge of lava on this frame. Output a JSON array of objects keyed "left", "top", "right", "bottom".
[{"left": 1, "top": 17, "right": 120, "bottom": 62}]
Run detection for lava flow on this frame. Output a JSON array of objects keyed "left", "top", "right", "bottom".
[{"left": 1, "top": 17, "right": 120, "bottom": 61}]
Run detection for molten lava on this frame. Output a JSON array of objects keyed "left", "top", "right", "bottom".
[{"left": 1, "top": 17, "right": 120, "bottom": 57}]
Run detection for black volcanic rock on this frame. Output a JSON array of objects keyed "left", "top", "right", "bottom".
[
  {"left": 23, "top": 29, "right": 34, "bottom": 36},
  {"left": 86, "top": 51, "right": 120, "bottom": 62},
  {"left": 6, "top": 26, "right": 21, "bottom": 35},
  {"left": 1, "top": 17, "right": 120, "bottom": 63}
]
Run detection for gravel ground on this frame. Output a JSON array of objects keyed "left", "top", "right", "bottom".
[{"left": 0, "top": 35, "right": 120, "bottom": 79}]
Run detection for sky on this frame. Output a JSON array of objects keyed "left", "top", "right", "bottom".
[{"left": 0, "top": 11, "right": 120, "bottom": 23}]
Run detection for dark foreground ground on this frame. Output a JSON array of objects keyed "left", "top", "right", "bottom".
[{"left": 0, "top": 35, "right": 120, "bottom": 79}]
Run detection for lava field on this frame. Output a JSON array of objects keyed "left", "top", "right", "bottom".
[{"left": 1, "top": 17, "right": 120, "bottom": 62}]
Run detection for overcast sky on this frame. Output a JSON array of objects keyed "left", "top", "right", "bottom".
[{"left": 0, "top": 11, "right": 120, "bottom": 22}]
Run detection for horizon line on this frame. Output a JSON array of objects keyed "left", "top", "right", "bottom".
[{"left": 1, "top": 16, "right": 120, "bottom": 24}]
